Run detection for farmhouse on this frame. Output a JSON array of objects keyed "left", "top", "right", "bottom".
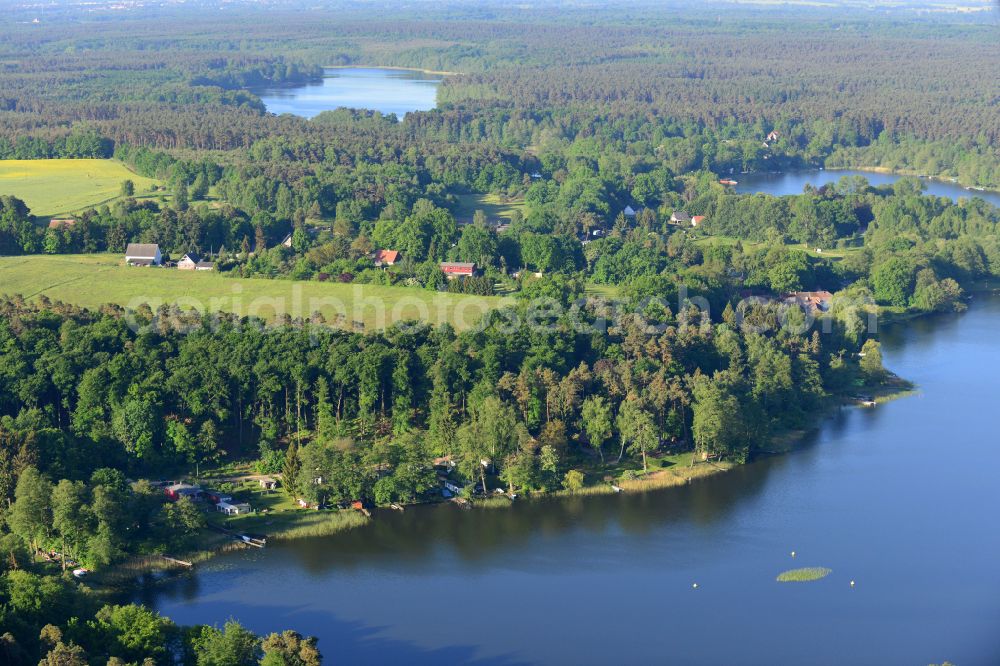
[
  {"left": 48, "top": 218, "right": 76, "bottom": 230},
  {"left": 177, "top": 253, "right": 201, "bottom": 270},
  {"left": 440, "top": 262, "right": 476, "bottom": 278},
  {"left": 373, "top": 249, "right": 400, "bottom": 267},
  {"left": 177, "top": 253, "right": 214, "bottom": 271},
  {"left": 670, "top": 211, "right": 691, "bottom": 224},
  {"left": 125, "top": 243, "right": 162, "bottom": 266},
  {"left": 691, "top": 215, "right": 706, "bottom": 227}
]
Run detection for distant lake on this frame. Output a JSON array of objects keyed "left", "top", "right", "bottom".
[
  {"left": 737, "top": 169, "right": 1000, "bottom": 208},
  {"left": 251, "top": 67, "right": 443, "bottom": 119}
]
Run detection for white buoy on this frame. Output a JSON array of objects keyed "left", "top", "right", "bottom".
[
  {"left": 850, "top": 580, "right": 855, "bottom": 587},
  {"left": 692, "top": 583, "right": 698, "bottom": 589},
  {"left": 791, "top": 551, "right": 796, "bottom": 557}
]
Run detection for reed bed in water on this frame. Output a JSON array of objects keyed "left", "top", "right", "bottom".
[
  {"left": 255, "top": 509, "right": 370, "bottom": 540},
  {"left": 776, "top": 567, "right": 832, "bottom": 582}
]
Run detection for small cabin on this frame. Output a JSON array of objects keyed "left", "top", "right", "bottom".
[
  {"left": 164, "top": 483, "right": 201, "bottom": 500},
  {"left": 623, "top": 205, "right": 637, "bottom": 217},
  {"left": 216, "top": 501, "right": 251, "bottom": 516},
  {"left": 201, "top": 489, "right": 232, "bottom": 504},
  {"left": 691, "top": 215, "right": 706, "bottom": 228},
  {"left": 258, "top": 477, "right": 278, "bottom": 491},
  {"left": 670, "top": 211, "right": 691, "bottom": 224}
]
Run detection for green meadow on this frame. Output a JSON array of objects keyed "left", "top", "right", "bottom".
[
  {"left": 0, "top": 254, "right": 507, "bottom": 330},
  {"left": 0, "top": 159, "right": 161, "bottom": 216},
  {"left": 453, "top": 192, "right": 525, "bottom": 224}
]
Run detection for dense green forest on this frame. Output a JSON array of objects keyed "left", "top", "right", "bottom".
[{"left": 1, "top": 1, "right": 999, "bottom": 663}]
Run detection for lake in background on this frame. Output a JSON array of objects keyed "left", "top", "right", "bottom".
[
  {"left": 136, "top": 296, "right": 1000, "bottom": 665},
  {"left": 251, "top": 67, "right": 443, "bottom": 119},
  {"left": 737, "top": 169, "right": 1000, "bottom": 208}
]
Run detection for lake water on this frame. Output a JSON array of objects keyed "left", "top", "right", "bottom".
[
  {"left": 138, "top": 296, "right": 1000, "bottom": 665},
  {"left": 737, "top": 169, "right": 1000, "bottom": 208},
  {"left": 251, "top": 67, "right": 443, "bottom": 119}
]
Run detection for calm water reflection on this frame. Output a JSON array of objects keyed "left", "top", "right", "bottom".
[
  {"left": 141, "top": 296, "right": 1000, "bottom": 665},
  {"left": 251, "top": 67, "right": 442, "bottom": 119},
  {"left": 737, "top": 169, "right": 1000, "bottom": 208}
]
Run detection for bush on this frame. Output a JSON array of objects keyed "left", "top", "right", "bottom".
[{"left": 562, "top": 469, "right": 584, "bottom": 492}]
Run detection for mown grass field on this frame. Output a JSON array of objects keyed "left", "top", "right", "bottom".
[
  {"left": 453, "top": 192, "right": 525, "bottom": 224},
  {"left": 0, "top": 159, "right": 161, "bottom": 216},
  {"left": 0, "top": 254, "right": 507, "bottom": 330}
]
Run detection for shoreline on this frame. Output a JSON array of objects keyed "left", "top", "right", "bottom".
[
  {"left": 825, "top": 165, "right": 1000, "bottom": 195},
  {"left": 95, "top": 379, "right": 917, "bottom": 588},
  {"left": 323, "top": 64, "right": 458, "bottom": 76},
  {"left": 739, "top": 165, "right": 999, "bottom": 196}
]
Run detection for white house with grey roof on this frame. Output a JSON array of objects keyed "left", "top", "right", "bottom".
[{"left": 125, "top": 243, "right": 162, "bottom": 266}]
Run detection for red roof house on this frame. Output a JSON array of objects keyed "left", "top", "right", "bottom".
[
  {"left": 373, "top": 249, "right": 400, "bottom": 266},
  {"left": 784, "top": 291, "right": 834, "bottom": 313},
  {"left": 440, "top": 262, "right": 476, "bottom": 278}
]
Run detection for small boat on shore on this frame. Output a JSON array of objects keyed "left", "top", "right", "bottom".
[{"left": 719, "top": 178, "right": 738, "bottom": 186}]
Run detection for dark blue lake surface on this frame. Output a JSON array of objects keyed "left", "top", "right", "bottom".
[
  {"left": 737, "top": 169, "right": 1000, "bottom": 208},
  {"left": 140, "top": 296, "right": 1000, "bottom": 665},
  {"left": 252, "top": 67, "right": 443, "bottom": 119}
]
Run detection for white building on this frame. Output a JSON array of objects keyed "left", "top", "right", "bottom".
[
  {"left": 216, "top": 501, "right": 251, "bottom": 516},
  {"left": 125, "top": 243, "right": 162, "bottom": 266}
]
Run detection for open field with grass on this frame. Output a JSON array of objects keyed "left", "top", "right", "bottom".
[
  {"left": 693, "top": 234, "right": 863, "bottom": 260},
  {"left": 453, "top": 192, "right": 525, "bottom": 224},
  {"left": 0, "top": 254, "right": 508, "bottom": 330},
  {"left": 0, "top": 159, "right": 161, "bottom": 216}
]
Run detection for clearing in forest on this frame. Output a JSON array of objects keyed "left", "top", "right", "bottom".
[{"left": 0, "top": 254, "right": 507, "bottom": 331}]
